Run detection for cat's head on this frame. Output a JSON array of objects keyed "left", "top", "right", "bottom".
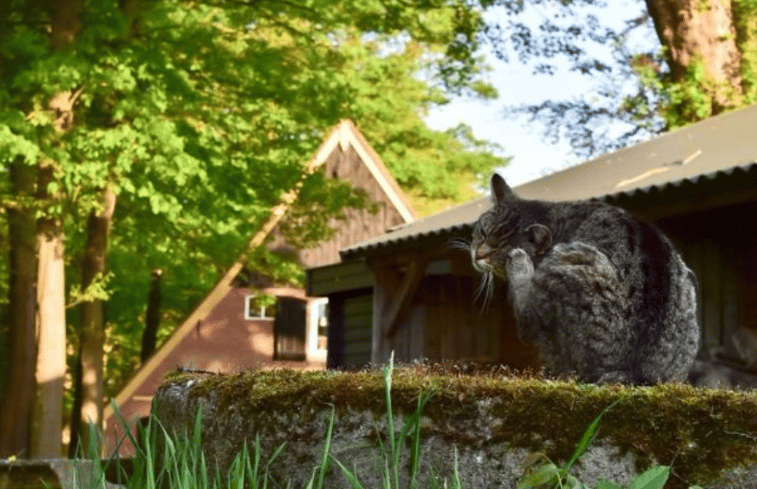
[{"left": 470, "top": 174, "right": 552, "bottom": 277}]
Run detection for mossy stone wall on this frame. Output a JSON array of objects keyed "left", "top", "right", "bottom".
[{"left": 152, "top": 368, "right": 757, "bottom": 488}]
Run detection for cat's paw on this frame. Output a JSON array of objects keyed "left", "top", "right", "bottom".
[{"left": 506, "top": 248, "right": 534, "bottom": 280}]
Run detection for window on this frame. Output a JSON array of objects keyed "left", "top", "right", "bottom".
[
  {"left": 315, "top": 299, "right": 329, "bottom": 351},
  {"left": 244, "top": 294, "right": 275, "bottom": 320}
]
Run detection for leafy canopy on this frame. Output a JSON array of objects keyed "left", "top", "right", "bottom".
[{"left": 1, "top": 0, "right": 506, "bottom": 395}]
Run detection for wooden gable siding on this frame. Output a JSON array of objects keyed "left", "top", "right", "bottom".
[
  {"left": 308, "top": 260, "right": 373, "bottom": 296},
  {"left": 293, "top": 144, "right": 409, "bottom": 269}
]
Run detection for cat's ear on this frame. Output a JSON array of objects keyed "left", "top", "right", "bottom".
[
  {"left": 491, "top": 173, "right": 517, "bottom": 206},
  {"left": 526, "top": 224, "right": 552, "bottom": 255}
]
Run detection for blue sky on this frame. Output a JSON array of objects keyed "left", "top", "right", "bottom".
[{"left": 425, "top": 1, "right": 654, "bottom": 187}]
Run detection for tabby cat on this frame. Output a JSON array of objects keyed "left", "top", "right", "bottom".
[{"left": 471, "top": 174, "right": 700, "bottom": 384}]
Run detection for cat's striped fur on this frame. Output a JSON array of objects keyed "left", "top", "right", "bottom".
[{"left": 471, "top": 174, "right": 700, "bottom": 384}]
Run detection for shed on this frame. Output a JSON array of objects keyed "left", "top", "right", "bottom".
[{"left": 309, "top": 104, "right": 757, "bottom": 372}]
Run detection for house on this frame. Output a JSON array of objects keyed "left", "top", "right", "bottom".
[
  {"left": 308, "top": 104, "right": 757, "bottom": 373},
  {"left": 103, "top": 120, "right": 417, "bottom": 454}
]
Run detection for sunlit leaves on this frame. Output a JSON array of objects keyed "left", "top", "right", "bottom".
[{"left": 1, "top": 0, "right": 503, "bottom": 398}]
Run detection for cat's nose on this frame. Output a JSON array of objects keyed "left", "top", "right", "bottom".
[{"left": 475, "top": 244, "right": 495, "bottom": 260}]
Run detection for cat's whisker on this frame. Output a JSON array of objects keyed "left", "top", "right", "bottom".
[
  {"left": 475, "top": 271, "right": 495, "bottom": 312},
  {"left": 474, "top": 273, "right": 487, "bottom": 303},
  {"left": 485, "top": 273, "right": 495, "bottom": 309}
]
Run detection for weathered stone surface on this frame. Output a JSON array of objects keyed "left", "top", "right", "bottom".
[{"left": 151, "top": 369, "right": 757, "bottom": 488}]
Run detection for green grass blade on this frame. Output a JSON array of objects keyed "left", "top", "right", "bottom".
[
  {"left": 267, "top": 441, "right": 287, "bottom": 468},
  {"left": 263, "top": 441, "right": 287, "bottom": 489},
  {"left": 450, "top": 446, "right": 462, "bottom": 489},
  {"left": 193, "top": 416, "right": 203, "bottom": 461},
  {"left": 305, "top": 467, "right": 318, "bottom": 489},
  {"left": 110, "top": 398, "right": 145, "bottom": 457},
  {"left": 406, "top": 390, "right": 436, "bottom": 489},
  {"left": 247, "top": 436, "right": 261, "bottom": 488},
  {"left": 564, "top": 399, "right": 620, "bottom": 472},
  {"left": 314, "top": 407, "right": 336, "bottom": 489},
  {"left": 383, "top": 351, "right": 398, "bottom": 488},
  {"left": 330, "top": 455, "right": 367, "bottom": 489}
]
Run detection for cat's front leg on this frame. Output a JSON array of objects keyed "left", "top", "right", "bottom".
[
  {"left": 505, "top": 248, "right": 534, "bottom": 307},
  {"left": 506, "top": 248, "right": 542, "bottom": 346}
]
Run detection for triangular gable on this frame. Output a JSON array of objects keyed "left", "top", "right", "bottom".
[
  {"left": 104, "top": 120, "right": 415, "bottom": 423},
  {"left": 323, "top": 120, "right": 417, "bottom": 222}
]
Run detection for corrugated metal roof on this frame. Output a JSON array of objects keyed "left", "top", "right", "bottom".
[{"left": 342, "top": 103, "right": 757, "bottom": 257}]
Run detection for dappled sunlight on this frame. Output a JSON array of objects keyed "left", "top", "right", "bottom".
[{"left": 250, "top": 333, "right": 274, "bottom": 356}]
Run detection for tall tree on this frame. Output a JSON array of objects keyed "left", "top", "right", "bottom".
[
  {"left": 0, "top": 159, "right": 37, "bottom": 457},
  {"left": 73, "top": 187, "right": 116, "bottom": 455},
  {"left": 480, "top": 0, "right": 757, "bottom": 156},
  {"left": 645, "top": 0, "right": 750, "bottom": 123}
]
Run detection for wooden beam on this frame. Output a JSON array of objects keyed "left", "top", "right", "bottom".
[{"left": 384, "top": 259, "right": 425, "bottom": 338}]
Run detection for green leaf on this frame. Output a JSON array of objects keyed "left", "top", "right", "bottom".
[
  {"left": 563, "top": 474, "right": 584, "bottom": 489},
  {"left": 595, "top": 480, "right": 623, "bottom": 489},
  {"left": 521, "top": 452, "right": 552, "bottom": 470},
  {"left": 518, "top": 463, "right": 561, "bottom": 489},
  {"left": 629, "top": 466, "right": 670, "bottom": 489}
]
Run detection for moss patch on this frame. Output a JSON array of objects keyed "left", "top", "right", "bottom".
[{"left": 159, "top": 367, "right": 757, "bottom": 488}]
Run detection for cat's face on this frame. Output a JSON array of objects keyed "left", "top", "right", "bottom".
[
  {"left": 471, "top": 174, "right": 552, "bottom": 278},
  {"left": 471, "top": 202, "right": 523, "bottom": 278}
]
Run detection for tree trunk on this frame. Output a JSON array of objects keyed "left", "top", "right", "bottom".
[
  {"left": 72, "top": 187, "right": 116, "bottom": 456},
  {"left": 645, "top": 0, "right": 743, "bottom": 119},
  {"left": 32, "top": 194, "right": 66, "bottom": 459},
  {"left": 141, "top": 269, "right": 162, "bottom": 363},
  {"left": 0, "top": 161, "right": 39, "bottom": 458},
  {"left": 27, "top": 0, "right": 84, "bottom": 459}
]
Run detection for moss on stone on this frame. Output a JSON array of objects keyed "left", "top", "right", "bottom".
[{"left": 158, "top": 367, "right": 757, "bottom": 488}]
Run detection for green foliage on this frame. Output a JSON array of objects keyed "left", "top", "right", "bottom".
[
  {"left": 1, "top": 0, "right": 505, "bottom": 404},
  {"left": 732, "top": 0, "right": 757, "bottom": 104},
  {"left": 484, "top": 0, "right": 757, "bottom": 156},
  {"left": 663, "top": 58, "right": 717, "bottom": 129},
  {"left": 100, "top": 401, "right": 288, "bottom": 488},
  {"left": 519, "top": 400, "right": 617, "bottom": 489},
  {"left": 67, "top": 272, "right": 113, "bottom": 308},
  {"left": 330, "top": 353, "right": 441, "bottom": 489},
  {"left": 517, "top": 401, "right": 703, "bottom": 489},
  {"left": 627, "top": 1, "right": 756, "bottom": 129},
  {"left": 333, "top": 31, "right": 504, "bottom": 206}
]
